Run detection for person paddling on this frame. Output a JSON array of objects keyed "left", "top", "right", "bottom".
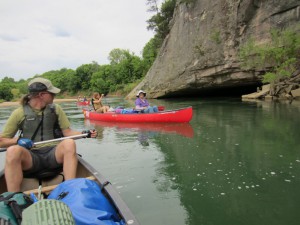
[
  {"left": 0, "top": 78, "right": 97, "bottom": 192},
  {"left": 91, "top": 92, "right": 110, "bottom": 113}
]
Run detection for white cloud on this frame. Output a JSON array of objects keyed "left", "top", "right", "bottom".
[{"left": 0, "top": 0, "right": 155, "bottom": 80}]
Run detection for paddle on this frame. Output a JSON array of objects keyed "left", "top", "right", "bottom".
[{"left": 0, "top": 133, "right": 88, "bottom": 153}]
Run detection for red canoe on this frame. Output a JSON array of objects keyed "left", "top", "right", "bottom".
[
  {"left": 77, "top": 100, "right": 90, "bottom": 106},
  {"left": 83, "top": 106, "right": 193, "bottom": 123}
]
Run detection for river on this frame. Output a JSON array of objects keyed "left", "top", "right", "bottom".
[{"left": 0, "top": 97, "right": 300, "bottom": 225}]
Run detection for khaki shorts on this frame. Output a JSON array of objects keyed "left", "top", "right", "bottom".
[{"left": 23, "top": 146, "right": 62, "bottom": 177}]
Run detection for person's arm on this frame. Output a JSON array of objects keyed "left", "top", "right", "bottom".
[
  {"left": 62, "top": 128, "right": 82, "bottom": 136},
  {"left": 92, "top": 98, "right": 101, "bottom": 104},
  {"left": 94, "top": 94, "right": 104, "bottom": 104},
  {"left": 0, "top": 107, "right": 23, "bottom": 148},
  {"left": 0, "top": 136, "right": 18, "bottom": 148},
  {"left": 62, "top": 128, "right": 97, "bottom": 138}
]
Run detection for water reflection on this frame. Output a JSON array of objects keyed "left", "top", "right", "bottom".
[
  {"left": 0, "top": 99, "right": 300, "bottom": 225},
  {"left": 152, "top": 98, "right": 300, "bottom": 225},
  {"left": 85, "top": 120, "right": 194, "bottom": 138}
]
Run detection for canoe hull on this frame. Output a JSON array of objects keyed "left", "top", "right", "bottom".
[
  {"left": 77, "top": 100, "right": 90, "bottom": 106},
  {"left": 83, "top": 106, "right": 193, "bottom": 123},
  {"left": 0, "top": 156, "right": 139, "bottom": 225}
]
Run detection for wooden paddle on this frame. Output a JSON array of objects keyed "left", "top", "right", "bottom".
[
  {"left": 24, "top": 176, "right": 96, "bottom": 195},
  {"left": 0, "top": 133, "right": 88, "bottom": 153}
]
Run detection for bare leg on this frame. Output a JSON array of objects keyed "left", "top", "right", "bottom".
[
  {"left": 5, "top": 146, "right": 33, "bottom": 192},
  {"left": 102, "top": 106, "right": 108, "bottom": 113},
  {"left": 96, "top": 108, "right": 104, "bottom": 113},
  {"left": 55, "top": 139, "right": 78, "bottom": 180}
]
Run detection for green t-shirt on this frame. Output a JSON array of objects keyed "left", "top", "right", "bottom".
[{"left": 1, "top": 104, "right": 71, "bottom": 139}]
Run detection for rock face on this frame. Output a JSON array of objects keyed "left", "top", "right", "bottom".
[{"left": 127, "top": 0, "right": 300, "bottom": 99}]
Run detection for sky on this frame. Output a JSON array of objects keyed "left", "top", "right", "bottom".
[{"left": 0, "top": 0, "right": 158, "bottom": 81}]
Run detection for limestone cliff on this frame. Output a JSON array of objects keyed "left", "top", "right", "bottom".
[{"left": 127, "top": 0, "right": 300, "bottom": 98}]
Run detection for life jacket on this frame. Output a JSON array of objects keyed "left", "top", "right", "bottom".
[
  {"left": 91, "top": 98, "right": 103, "bottom": 111},
  {"left": 19, "top": 104, "right": 63, "bottom": 142}
]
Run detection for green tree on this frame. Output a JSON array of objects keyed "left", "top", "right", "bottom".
[
  {"left": 0, "top": 83, "right": 14, "bottom": 101},
  {"left": 108, "top": 48, "right": 144, "bottom": 84},
  {"left": 15, "top": 81, "right": 28, "bottom": 96},
  {"left": 1, "top": 77, "right": 15, "bottom": 84},
  {"left": 90, "top": 65, "right": 111, "bottom": 94},
  {"left": 39, "top": 68, "right": 77, "bottom": 93},
  {"left": 108, "top": 49, "right": 131, "bottom": 65},
  {"left": 142, "top": 37, "right": 161, "bottom": 72},
  {"left": 146, "top": 0, "right": 159, "bottom": 13},
  {"left": 143, "top": 0, "right": 176, "bottom": 73},
  {"left": 146, "top": 0, "right": 176, "bottom": 40},
  {"left": 75, "top": 62, "right": 100, "bottom": 90}
]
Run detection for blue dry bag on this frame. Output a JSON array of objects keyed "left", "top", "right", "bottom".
[{"left": 47, "top": 178, "right": 124, "bottom": 225}]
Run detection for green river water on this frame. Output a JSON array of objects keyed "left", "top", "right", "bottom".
[{"left": 0, "top": 97, "right": 299, "bottom": 225}]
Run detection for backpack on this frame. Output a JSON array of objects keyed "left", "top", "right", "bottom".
[
  {"left": 47, "top": 178, "right": 125, "bottom": 225},
  {"left": 0, "top": 192, "right": 33, "bottom": 225}
]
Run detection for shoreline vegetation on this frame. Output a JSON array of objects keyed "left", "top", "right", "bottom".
[
  {"left": 0, "top": 98, "right": 77, "bottom": 107},
  {"left": 0, "top": 92, "right": 124, "bottom": 107}
]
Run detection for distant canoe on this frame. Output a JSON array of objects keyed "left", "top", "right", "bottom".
[
  {"left": 83, "top": 106, "right": 193, "bottom": 123},
  {"left": 77, "top": 100, "right": 90, "bottom": 106}
]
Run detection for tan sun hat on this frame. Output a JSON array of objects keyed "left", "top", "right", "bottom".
[
  {"left": 136, "top": 90, "right": 146, "bottom": 97},
  {"left": 28, "top": 77, "right": 61, "bottom": 94}
]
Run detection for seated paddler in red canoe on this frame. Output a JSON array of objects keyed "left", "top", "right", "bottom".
[{"left": 135, "top": 90, "right": 159, "bottom": 113}]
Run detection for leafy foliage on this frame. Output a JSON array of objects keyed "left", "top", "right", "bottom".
[
  {"left": 239, "top": 27, "right": 300, "bottom": 83},
  {"left": 146, "top": 0, "right": 159, "bottom": 13},
  {"left": 0, "top": 77, "right": 15, "bottom": 101},
  {"left": 146, "top": 0, "right": 176, "bottom": 40},
  {"left": 142, "top": 0, "right": 176, "bottom": 73}
]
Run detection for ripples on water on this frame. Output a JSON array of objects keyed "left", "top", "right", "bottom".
[{"left": 1, "top": 98, "right": 300, "bottom": 225}]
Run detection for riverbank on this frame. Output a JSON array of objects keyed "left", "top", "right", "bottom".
[{"left": 0, "top": 98, "right": 77, "bottom": 107}]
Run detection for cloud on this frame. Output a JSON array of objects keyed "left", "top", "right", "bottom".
[
  {"left": 0, "top": 34, "right": 23, "bottom": 42},
  {"left": 0, "top": 0, "right": 155, "bottom": 80}
]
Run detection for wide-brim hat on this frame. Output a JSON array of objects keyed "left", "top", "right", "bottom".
[
  {"left": 28, "top": 77, "right": 61, "bottom": 94},
  {"left": 136, "top": 90, "right": 146, "bottom": 97}
]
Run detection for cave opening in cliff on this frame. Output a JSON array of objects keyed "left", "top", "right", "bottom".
[{"left": 161, "top": 84, "right": 259, "bottom": 98}]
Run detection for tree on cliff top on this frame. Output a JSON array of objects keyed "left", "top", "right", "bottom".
[
  {"left": 143, "top": 0, "right": 176, "bottom": 71},
  {"left": 146, "top": 0, "right": 176, "bottom": 40}
]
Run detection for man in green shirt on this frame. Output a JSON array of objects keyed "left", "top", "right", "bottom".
[{"left": 0, "top": 78, "right": 97, "bottom": 192}]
